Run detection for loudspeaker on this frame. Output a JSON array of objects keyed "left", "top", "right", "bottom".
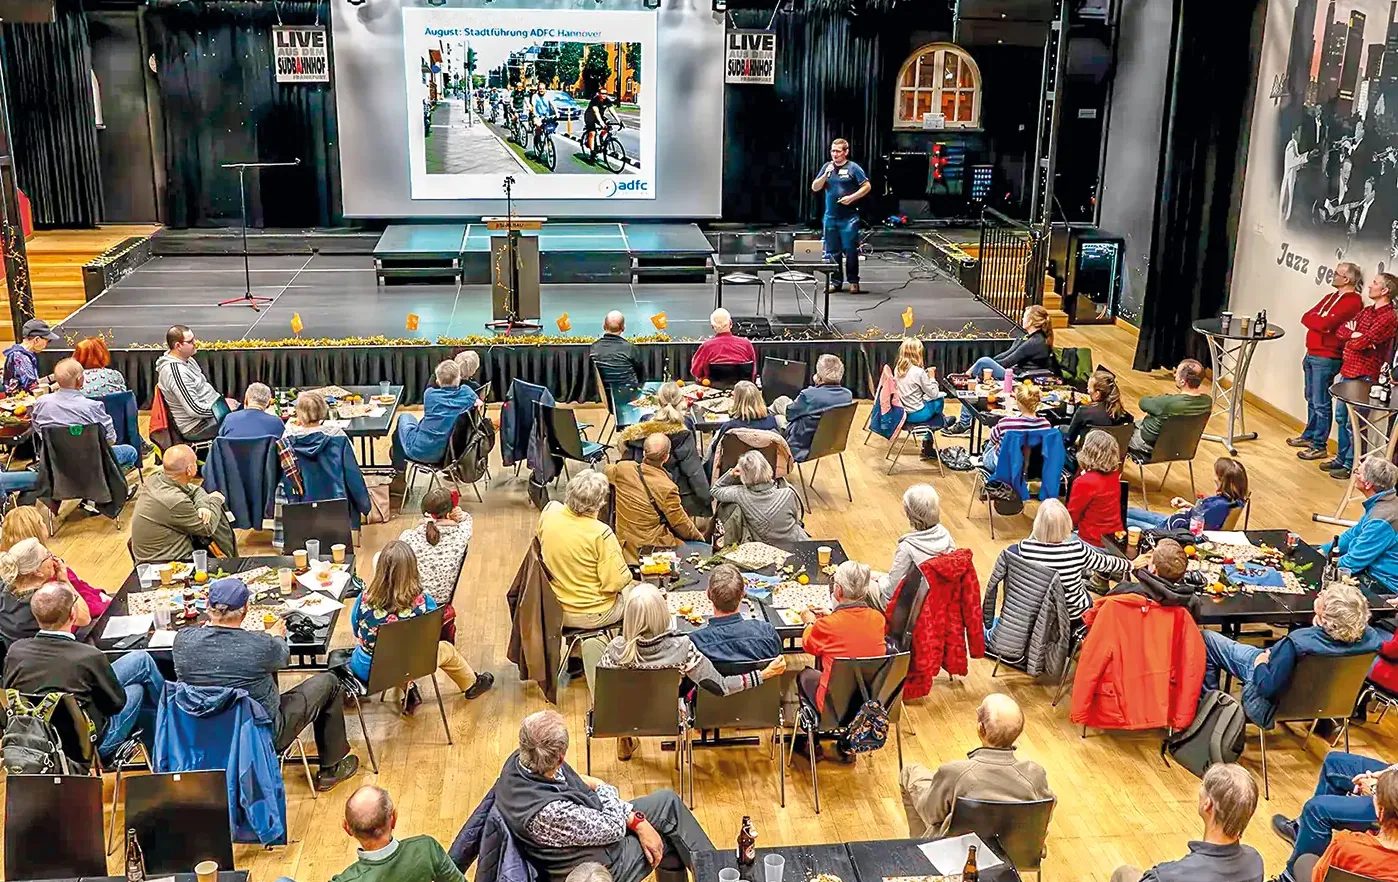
[
  {"left": 954, "top": 0, "right": 1052, "bottom": 45},
  {"left": 0, "top": 0, "right": 54, "bottom": 22}
]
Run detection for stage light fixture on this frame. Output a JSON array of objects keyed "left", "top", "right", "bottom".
[
  {"left": 712, "top": 0, "right": 727, "bottom": 10},
  {"left": 345, "top": 0, "right": 365, "bottom": 7}
]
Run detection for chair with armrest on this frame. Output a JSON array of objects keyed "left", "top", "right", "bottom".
[
  {"left": 1126, "top": 412, "right": 1210, "bottom": 507},
  {"left": 946, "top": 795, "right": 1056, "bottom": 876},
  {"left": 587, "top": 666, "right": 685, "bottom": 793}
]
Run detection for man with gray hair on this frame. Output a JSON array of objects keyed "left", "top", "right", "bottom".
[
  {"left": 590, "top": 311, "right": 644, "bottom": 387},
  {"left": 1321, "top": 454, "right": 1398, "bottom": 590},
  {"left": 391, "top": 358, "right": 482, "bottom": 481},
  {"left": 780, "top": 353, "right": 852, "bottom": 461},
  {"left": 690, "top": 308, "right": 756, "bottom": 381},
  {"left": 1110, "top": 764, "right": 1262, "bottom": 882},
  {"left": 537, "top": 471, "right": 634, "bottom": 628},
  {"left": 899, "top": 693, "right": 1053, "bottom": 836},
  {"left": 604, "top": 433, "right": 704, "bottom": 563},
  {"left": 1292, "top": 261, "right": 1364, "bottom": 460},
  {"left": 493, "top": 710, "right": 714, "bottom": 882},
  {"left": 218, "top": 381, "right": 287, "bottom": 438},
  {"left": 330, "top": 784, "right": 464, "bottom": 882}
]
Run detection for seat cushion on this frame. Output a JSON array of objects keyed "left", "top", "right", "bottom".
[{"left": 721, "top": 273, "right": 763, "bottom": 284}]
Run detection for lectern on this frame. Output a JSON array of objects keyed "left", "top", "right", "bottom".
[{"left": 483, "top": 215, "right": 545, "bottom": 325}]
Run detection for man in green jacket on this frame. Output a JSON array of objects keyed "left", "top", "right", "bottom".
[
  {"left": 129, "top": 444, "right": 237, "bottom": 564},
  {"left": 1130, "top": 358, "right": 1212, "bottom": 457},
  {"left": 331, "top": 785, "right": 464, "bottom": 882}
]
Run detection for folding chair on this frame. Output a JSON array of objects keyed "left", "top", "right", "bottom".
[
  {"left": 1126, "top": 412, "right": 1210, "bottom": 508},
  {"left": 281, "top": 498, "right": 354, "bottom": 554},
  {"left": 124, "top": 770, "right": 235, "bottom": 875},
  {"left": 537, "top": 402, "right": 608, "bottom": 480},
  {"left": 794, "top": 402, "right": 857, "bottom": 510},
  {"left": 587, "top": 666, "right": 685, "bottom": 793},
  {"left": 760, "top": 357, "right": 806, "bottom": 405}
]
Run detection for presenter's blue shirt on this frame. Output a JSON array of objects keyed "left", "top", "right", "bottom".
[{"left": 821, "top": 160, "right": 868, "bottom": 220}]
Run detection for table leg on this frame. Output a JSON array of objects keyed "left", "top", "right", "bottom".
[{"left": 715, "top": 273, "right": 724, "bottom": 311}]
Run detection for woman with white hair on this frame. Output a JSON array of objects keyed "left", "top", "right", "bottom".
[
  {"left": 0, "top": 538, "right": 93, "bottom": 651},
  {"left": 876, "top": 484, "right": 956, "bottom": 606},
  {"left": 711, "top": 450, "right": 808, "bottom": 544},
  {"left": 589, "top": 584, "right": 785, "bottom": 758},
  {"left": 781, "top": 354, "right": 853, "bottom": 461},
  {"left": 618, "top": 382, "right": 711, "bottom": 516},
  {"left": 537, "top": 470, "right": 634, "bottom": 629},
  {"left": 390, "top": 358, "right": 482, "bottom": 480},
  {"left": 453, "top": 349, "right": 482, "bottom": 388},
  {"left": 989, "top": 498, "right": 1128, "bottom": 623},
  {"left": 283, "top": 390, "right": 345, "bottom": 438}
]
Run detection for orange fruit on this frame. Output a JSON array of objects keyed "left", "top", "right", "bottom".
[
  {"left": 12, "top": 405, "right": 25, "bottom": 416},
  {"left": 676, "top": 379, "right": 685, "bottom": 386},
  {"left": 797, "top": 573, "right": 810, "bottom": 585},
  {"left": 193, "top": 572, "right": 209, "bottom": 584},
  {"left": 701, "top": 378, "right": 711, "bottom": 386}
]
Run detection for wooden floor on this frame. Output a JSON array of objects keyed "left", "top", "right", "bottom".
[
  {"left": 19, "top": 225, "right": 162, "bottom": 325},
  {"left": 15, "top": 322, "right": 1395, "bottom": 882}
]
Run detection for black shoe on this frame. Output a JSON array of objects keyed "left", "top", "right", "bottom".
[
  {"left": 1319, "top": 459, "right": 1344, "bottom": 472},
  {"left": 464, "top": 671, "right": 495, "bottom": 699},
  {"left": 941, "top": 421, "right": 971, "bottom": 437},
  {"left": 1271, "top": 814, "right": 1298, "bottom": 845},
  {"left": 314, "top": 755, "right": 361, "bottom": 792},
  {"left": 401, "top": 682, "right": 422, "bottom": 716},
  {"left": 1330, "top": 466, "right": 1352, "bottom": 479}
]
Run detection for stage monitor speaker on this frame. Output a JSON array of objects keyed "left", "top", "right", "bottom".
[
  {"left": 953, "top": 17, "right": 1050, "bottom": 46},
  {"left": 731, "top": 315, "right": 773, "bottom": 339},
  {"left": 0, "top": 0, "right": 54, "bottom": 22}
]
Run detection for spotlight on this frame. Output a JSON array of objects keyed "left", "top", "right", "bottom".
[
  {"left": 712, "top": 0, "right": 727, "bottom": 10},
  {"left": 345, "top": 0, "right": 365, "bottom": 7},
  {"left": 642, "top": 0, "right": 660, "bottom": 8}
]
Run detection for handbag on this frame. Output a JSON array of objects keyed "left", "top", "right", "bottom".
[{"left": 363, "top": 475, "right": 392, "bottom": 524}]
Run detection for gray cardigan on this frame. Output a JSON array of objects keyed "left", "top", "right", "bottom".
[
  {"left": 710, "top": 472, "right": 808, "bottom": 545},
  {"left": 597, "top": 632, "right": 763, "bottom": 695}
]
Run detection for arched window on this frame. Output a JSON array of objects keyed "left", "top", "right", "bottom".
[{"left": 894, "top": 43, "right": 982, "bottom": 130}]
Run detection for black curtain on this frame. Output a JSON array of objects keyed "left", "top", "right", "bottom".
[
  {"left": 723, "top": 0, "right": 893, "bottom": 223},
  {"left": 0, "top": 0, "right": 103, "bottom": 227},
  {"left": 144, "top": 0, "right": 340, "bottom": 229},
  {"left": 1132, "top": 0, "right": 1265, "bottom": 370}
]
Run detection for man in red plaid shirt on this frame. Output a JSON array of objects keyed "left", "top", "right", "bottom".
[{"left": 1323, "top": 273, "right": 1398, "bottom": 479}]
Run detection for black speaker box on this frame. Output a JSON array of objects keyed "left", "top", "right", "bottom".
[
  {"left": 954, "top": 17, "right": 1051, "bottom": 45},
  {"left": 731, "top": 316, "right": 773, "bottom": 339}
]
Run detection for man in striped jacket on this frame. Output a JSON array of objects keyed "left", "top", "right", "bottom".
[{"left": 156, "top": 324, "right": 239, "bottom": 441}]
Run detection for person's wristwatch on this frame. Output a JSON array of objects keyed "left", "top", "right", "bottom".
[{"left": 627, "top": 811, "right": 646, "bottom": 832}]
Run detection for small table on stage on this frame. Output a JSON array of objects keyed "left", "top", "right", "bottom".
[
  {"left": 275, "top": 384, "right": 402, "bottom": 469},
  {"left": 713, "top": 253, "right": 838, "bottom": 330},
  {"left": 1313, "top": 378, "right": 1398, "bottom": 527},
  {"left": 1191, "top": 319, "right": 1285, "bottom": 455}
]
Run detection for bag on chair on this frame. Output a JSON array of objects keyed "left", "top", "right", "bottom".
[
  {"left": 1162, "top": 689, "right": 1246, "bottom": 777},
  {"left": 1, "top": 690, "right": 80, "bottom": 775},
  {"left": 363, "top": 475, "right": 392, "bottom": 524},
  {"left": 837, "top": 669, "right": 890, "bottom": 755}
]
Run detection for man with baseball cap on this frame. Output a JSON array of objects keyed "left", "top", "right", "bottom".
[
  {"left": 173, "top": 577, "right": 360, "bottom": 791},
  {"left": 3, "top": 318, "right": 59, "bottom": 393}
]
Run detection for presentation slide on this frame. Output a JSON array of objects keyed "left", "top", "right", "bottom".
[{"left": 402, "top": 7, "right": 657, "bottom": 201}]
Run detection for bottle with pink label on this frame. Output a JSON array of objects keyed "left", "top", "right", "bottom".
[{"left": 1002, "top": 367, "right": 1014, "bottom": 395}]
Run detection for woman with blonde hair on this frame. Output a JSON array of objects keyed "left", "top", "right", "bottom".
[
  {"left": 706, "top": 380, "right": 779, "bottom": 464},
  {"left": 347, "top": 540, "right": 493, "bottom": 713},
  {"left": 589, "top": 583, "right": 785, "bottom": 758},
  {"left": 944, "top": 305, "right": 1057, "bottom": 436},
  {"left": 1067, "top": 429, "right": 1124, "bottom": 547},
  {"left": 988, "top": 498, "right": 1128, "bottom": 625},
  {"left": 619, "top": 381, "right": 711, "bottom": 516},
  {"left": 0, "top": 537, "right": 94, "bottom": 649},
  {"left": 0, "top": 508, "right": 108, "bottom": 614},
  {"left": 979, "top": 382, "right": 1052, "bottom": 473}
]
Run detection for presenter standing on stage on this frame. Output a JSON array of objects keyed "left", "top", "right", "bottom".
[{"left": 811, "top": 138, "right": 871, "bottom": 294}]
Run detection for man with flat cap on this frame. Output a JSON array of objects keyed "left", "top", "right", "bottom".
[
  {"left": 3, "top": 318, "right": 58, "bottom": 393},
  {"left": 173, "top": 576, "right": 360, "bottom": 791}
]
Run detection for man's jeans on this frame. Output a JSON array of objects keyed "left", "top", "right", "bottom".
[
  {"left": 112, "top": 443, "right": 139, "bottom": 472},
  {"left": 1286, "top": 751, "right": 1387, "bottom": 876},
  {"left": 1200, "top": 630, "right": 1273, "bottom": 725},
  {"left": 1334, "top": 374, "right": 1370, "bottom": 468},
  {"left": 822, "top": 214, "right": 860, "bottom": 286},
  {"left": 1301, "top": 355, "right": 1343, "bottom": 449},
  {"left": 953, "top": 357, "right": 1007, "bottom": 428},
  {"left": 98, "top": 650, "right": 166, "bottom": 761}
]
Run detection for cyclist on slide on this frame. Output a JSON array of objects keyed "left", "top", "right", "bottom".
[
  {"left": 530, "top": 82, "right": 555, "bottom": 133},
  {"left": 583, "top": 90, "right": 617, "bottom": 159},
  {"left": 509, "top": 83, "right": 527, "bottom": 125}
]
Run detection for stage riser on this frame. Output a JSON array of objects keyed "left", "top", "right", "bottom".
[{"left": 152, "top": 229, "right": 384, "bottom": 256}]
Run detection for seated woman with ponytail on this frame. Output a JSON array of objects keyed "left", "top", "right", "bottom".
[
  {"left": 0, "top": 538, "right": 94, "bottom": 652},
  {"left": 397, "top": 488, "right": 472, "bottom": 642}
]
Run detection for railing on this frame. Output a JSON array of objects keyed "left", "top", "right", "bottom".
[{"left": 975, "top": 208, "right": 1049, "bottom": 323}]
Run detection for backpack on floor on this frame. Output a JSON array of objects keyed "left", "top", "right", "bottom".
[
  {"left": 1161, "top": 689, "right": 1246, "bottom": 778},
  {"left": 1, "top": 690, "right": 78, "bottom": 775}
]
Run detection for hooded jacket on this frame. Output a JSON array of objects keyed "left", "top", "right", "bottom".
[
  {"left": 620, "top": 420, "right": 711, "bottom": 516},
  {"left": 280, "top": 433, "right": 370, "bottom": 527},
  {"left": 154, "top": 682, "right": 286, "bottom": 846},
  {"left": 877, "top": 525, "right": 957, "bottom": 607},
  {"left": 989, "top": 427, "right": 1066, "bottom": 501},
  {"left": 1115, "top": 568, "right": 1201, "bottom": 617},
  {"left": 131, "top": 472, "right": 237, "bottom": 564},
  {"left": 155, "top": 352, "right": 221, "bottom": 436},
  {"left": 900, "top": 550, "right": 985, "bottom": 698}
]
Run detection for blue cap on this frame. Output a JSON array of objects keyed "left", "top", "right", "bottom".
[{"left": 208, "top": 577, "right": 250, "bottom": 610}]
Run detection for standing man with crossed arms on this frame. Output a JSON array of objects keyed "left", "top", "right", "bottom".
[{"left": 811, "top": 138, "right": 871, "bottom": 294}]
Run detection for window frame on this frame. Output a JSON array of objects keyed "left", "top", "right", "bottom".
[{"left": 893, "top": 42, "right": 983, "bottom": 131}]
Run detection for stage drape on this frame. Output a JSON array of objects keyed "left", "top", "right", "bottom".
[
  {"left": 45, "top": 338, "right": 1002, "bottom": 409},
  {"left": 0, "top": 0, "right": 103, "bottom": 227},
  {"left": 144, "top": 0, "right": 341, "bottom": 230},
  {"left": 1132, "top": 0, "right": 1265, "bottom": 371}
]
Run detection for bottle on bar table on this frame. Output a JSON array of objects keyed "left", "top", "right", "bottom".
[{"left": 125, "top": 828, "right": 146, "bottom": 882}]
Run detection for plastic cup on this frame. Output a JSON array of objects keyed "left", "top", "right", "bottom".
[
  {"left": 192, "top": 549, "right": 208, "bottom": 576},
  {"left": 817, "top": 545, "right": 832, "bottom": 567},
  {"left": 153, "top": 604, "right": 171, "bottom": 630},
  {"left": 158, "top": 564, "right": 173, "bottom": 586},
  {"left": 332, "top": 543, "right": 346, "bottom": 563},
  {"left": 293, "top": 549, "right": 308, "bottom": 569},
  {"left": 1126, "top": 526, "right": 1142, "bottom": 553},
  {"left": 278, "top": 567, "right": 295, "bottom": 594},
  {"left": 306, "top": 539, "right": 321, "bottom": 563},
  {"left": 379, "top": 380, "right": 391, "bottom": 397},
  {"left": 719, "top": 870, "right": 741, "bottom": 882},
  {"left": 195, "top": 860, "right": 218, "bottom": 882},
  {"left": 764, "top": 854, "right": 785, "bottom": 882}
]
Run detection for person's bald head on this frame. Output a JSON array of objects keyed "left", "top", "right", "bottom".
[
  {"left": 52, "top": 358, "right": 84, "bottom": 390},
  {"left": 642, "top": 432, "right": 671, "bottom": 466},
  {"left": 343, "top": 785, "right": 396, "bottom": 847},
  {"left": 162, "top": 445, "right": 199, "bottom": 481},
  {"left": 31, "top": 583, "right": 78, "bottom": 631},
  {"left": 976, "top": 693, "right": 1025, "bottom": 749},
  {"left": 603, "top": 311, "right": 626, "bottom": 334},
  {"left": 711, "top": 308, "right": 732, "bottom": 333}
]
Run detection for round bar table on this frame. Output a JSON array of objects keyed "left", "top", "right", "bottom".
[
  {"left": 1191, "top": 318, "right": 1285, "bottom": 454},
  {"left": 1313, "top": 378, "right": 1398, "bottom": 527}
]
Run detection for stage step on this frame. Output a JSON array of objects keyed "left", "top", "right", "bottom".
[
  {"left": 632, "top": 254, "right": 712, "bottom": 285},
  {"left": 15, "top": 225, "right": 160, "bottom": 324}
]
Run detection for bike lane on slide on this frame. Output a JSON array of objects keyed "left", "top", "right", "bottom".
[{"left": 424, "top": 100, "right": 529, "bottom": 175}]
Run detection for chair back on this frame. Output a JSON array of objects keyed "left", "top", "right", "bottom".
[
  {"left": 2, "top": 690, "right": 96, "bottom": 770},
  {"left": 884, "top": 568, "right": 926, "bottom": 652},
  {"left": 364, "top": 607, "right": 448, "bottom": 696},
  {"left": 38, "top": 424, "right": 116, "bottom": 504},
  {"left": 1274, "top": 651, "right": 1380, "bottom": 724},
  {"left": 761, "top": 357, "right": 807, "bottom": 405},
  {"left": 590, "top": 666, "right": 683, "bottom": 738},
  {"left": 1324, "top": 868, "right": 1387, "bottom": 882},
  {"left": 98, "top": 390, "right": 140, "bottom": 449},
  {"left": 1144, "top": 412, "right": 1211, "bottom": 465},
  {"left": 150, "top": 386, "right": 185, "bottom": 452},
  {"left": 538, "top": 402, "right": 590, "bottom": 462},
  {"left": 125, "top": 770, "right": 235, "bottom": 875},
  {"left": 1221, "top": 498, "right": 1248, "bottom": 531},
  {"left": 504, "top": 380, "right": 549, "bottom": 461},
  {"left": 691, "top": 666, "right": 783, "bottom": 731},
  {"left": 817, "top": 652, "right": 911, "bottom": 731},
  {"left": 707, "top": 361, "right": 755, "bottom": 389},
  {"left": 807, "top": 402, "right": 859, "bottom": 462},
  {"left": 4, "top": 773, "right": 106, "bottom": 880},
  {"left": 1098, "top": 422, "right": 1136, "bottom": 468},
  {"left": 592, "top": 355, "right": 640, "bottom": 395},
  {"left": 946, "top": 796, "right": 1056, "bottom": 873},
  {"left": 281, "top": 498, "right": 353, "bottom": 552},
  {"left": 716, "top": 430, "right": 781, "bottom": 476}
]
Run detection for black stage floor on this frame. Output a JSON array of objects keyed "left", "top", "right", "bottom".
[{"left": 55, "top": 252, "right": 1013, "bottom": 346}]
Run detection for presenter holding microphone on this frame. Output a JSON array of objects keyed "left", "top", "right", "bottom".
[{"left": 811, "top": 138, "right": 871, "bottom": 293}]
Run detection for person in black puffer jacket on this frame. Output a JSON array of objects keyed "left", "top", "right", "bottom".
[{"left": 944, "top": 304, "right": 1057, "bottom": 436}]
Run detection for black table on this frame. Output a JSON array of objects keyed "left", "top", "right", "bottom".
[
  {"left": 23, "top": 875, "right": 249, "bottom": 882},
  {"left": 847, "top": 835, "right": 1022, "bottom": 882},
  {"left": 713, "top": 254, "right": 838, "bottom": 331},
  {"left": 694, "top": 843, "right": 858, "bottom": 882},
  {"left": 1315, "top": 378, "right": 1398, "bottom": 527},
  {"left": 274, "top": 384, "right": 403, "bottom": 469},
  {"left": 939, "top": 374, "right": 1079, "bottom": 453},
  {"left": 1192, "top": 318, "right": 1285, "bottom": 456}
]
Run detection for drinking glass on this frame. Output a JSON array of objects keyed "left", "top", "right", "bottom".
[
  {"left": 306, "top": 539, "right": 321, "bottom": 563},
  {"left": 192, "top": 549, "right": 208, "bottom": 575},
  {"left": 379, "top": 380, "right": 392, "bottom": 397},
  {"left": 153, "top": 604, "right": 171, "bottom": 630},
  {"left": 719, "top": 870, "right": 741, "bottom": 882},
  {"left": 764, "top": 855, "right": 785, "bottom": 882}
]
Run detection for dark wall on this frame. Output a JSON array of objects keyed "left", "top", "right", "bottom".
[{"left": 88, "top": 9, "right": 159, "bottom": 222}]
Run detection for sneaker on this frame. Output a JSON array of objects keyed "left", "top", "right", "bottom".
[
  {"left": 617, "top": 736, "right": 638, "bottom": 761},
  {"left": 1271, "top": 814, "right": 1298, "bottom": 844},
  {"left": 464, "top": 671, "right": 495, "bottom": 699},
  {"left": 1330, "top": 466, "right": 1352, "bottom": 479},
  {"left": 848, "top": 283, "right": 861, "bottom": 294},
  {"left": 1297, "top": 447, "right": 1330, "bottom": 461},
  {"left": 314, "top": 755, "right": 361, "bottom": 792},
  {"left": 1286, "top": 436, "right": 1313, "bottom": 447},
  {"left": 826, "top": 281, "right": 844, "bottom": 294},
  {"left": 941, "top": 421, "right": 971, "bottom": 437}
]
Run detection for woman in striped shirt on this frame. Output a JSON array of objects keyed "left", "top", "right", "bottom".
[
  {"left": 1010, "top": 498, "right": 1130, "bottom": 621},
  {"left": 981, "top": 383, "right": 1053, "bottom": 473}
]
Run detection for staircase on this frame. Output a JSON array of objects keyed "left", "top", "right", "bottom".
[
  {"left": 18, "top": 225, "right": 161, "bottom": 324},
  {"left": 959, "top": 241, "right": 1069, "bottom": 328}
]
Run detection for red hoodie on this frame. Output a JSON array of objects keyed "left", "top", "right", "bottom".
[{"left": 1302, "top": 289, "right": 1363, "bottom": 359}]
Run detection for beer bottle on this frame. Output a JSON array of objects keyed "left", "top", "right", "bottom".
[
  {"left": 736, "top": 815, "right": 757, "bottom": 867},
  {"left": 962, "top": 844, "right": 979, "bottom": 882},
  {"left": 125, "top": 828, "right": 146, "bottom": 882}
]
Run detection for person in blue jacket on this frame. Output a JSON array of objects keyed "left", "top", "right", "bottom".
[
  {"left": 218, "top": 383, "right": 287, "bottom": 438},
  {"left": 780, "top": 354, "right": 852, "bottom": 461},
  {"left": 391, "top": 360, "right": 482, "bottom": 480},
  {"left": 1201, "top": 582, "right": 1385, "bottom": 727},
  {"left": 1323, "top": 454, "right": 1398, "bottom": 592},
  {"left": 1127, "top": 456, "right": 1249, "bottom": 532}
]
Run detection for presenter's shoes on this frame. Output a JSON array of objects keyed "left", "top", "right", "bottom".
[
  {"left": 1286, "top": 436, "right": 1314, "bottom": 447},
  {"left": 848, "top": 283, "right": 861, "bottom": 294},
  {"left": 1271, "top": 814, "right": 1298, "bottom": 844},
  {"left": 1297, "top": 447, "right": 1330, "bottom": 460},
  {"left": 826, "top": 281, "right": 844, "bottom": 293}
]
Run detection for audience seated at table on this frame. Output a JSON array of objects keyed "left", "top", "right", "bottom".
[
  {"left": 1126, "top": 538, "right": 1202, "bottom": 609},
  {"left": 454, "top": 349, "right": 484, "bottom": 393},
  {"left": 876, "top": 483, "right": 955, "bottom": 606},
  {"left": 1323, "top": 455, "right": 1398, "bottom": 591},
  {"left": 711, "top": 450, "right": 808, "bottom": 546},
  {"left": 3, "top": 318, "right": 57, "bottom": 393},
  {"left": 1274, "top": 751, "right": 1398, "bottom": 882},
  {"left": 174, "top": 576, "right": 360, "bottom": 791},
  {"left": 943, "top": 306, "right": 1056, "bottom": 437},
  {"left": 1129, "top": 358, "right": 1210, "bottom": 457},
  {"left": 347, "top": 540, "right": 494, "bottom": 711},
  {"left": 1300, "top": 769, "right": 1398, "bottom": 882},
  {"left": 778, "top": 354, "right": 852, "bottom": 461},
  {"left": 398, "top": 488, "right": 472, "bottom": 642},
  {"left": 590, "top": 310, "right": 646, "bottom": 388},
  {"left": 219, "top": 382, "right": 287, "bottom": 438},
  {"left": 2, "top": 583, "right": 164, "bottom": 762},
  {"left": 978, "top": 382, "right": 1052, "bottom": 473},
  {"left": 1110, "top": 763, "right": 1263, "bottom": 882},
  {"left": 1067, "top": 430, "right": 1124, "bottom": 547},
  {"left": 1, "top": 506, "right": 109, "bottom": 615},
  {"left": 285, "top": 390, "right": 346, "bottom": 438},
  {"left": 606, "top": 433, "right": 706, "bottom": 564},
  {"left": 131, "top": 444, "right": 236, "bottom": 564},
  {"left": 1202, "top": 582, "right": 1383, "bottom": 728},
  {"left": 390, "top": 360, "right": 481, "bottom": 482},
  {"left": 990, "top": 499, "right": 1129, "bottom": 627},
  {"left": 899, "top": 693, "right": 1053, "bottom": 837},
  {"left": 687, "top": 562, "right": 782, "bottom": 666},
  {"left": 690, "top": 308, "right": 756, "bottom": 381},
  {"left": 279, "top": 393, "right": 370, "bottom": 527},
  {"left": 705, "top": 381, "right": 779, "bottom": 464},
  {"left": 893, "top": 338, "right": 947, "bottom": 456},
  {"left": 1064, "top": 369, "right": 1134, "bottom": 451},
  {"left": 73, "top": 336, "right": 129, "bottom": 399},
  {"left": 537, "top": 471, "right": 633, "bottom": 629},
  {"left": 330, "top": 785, "right": 464, "bottom": 882},
  {"left": 618, "top": 382, "right": 711, "bottom": 517},
  {"left": 1127, "top": 456, "right": 1248, "bottom": 532},
  {"left": 157, "top": 324, "right": 240, "bottom": 441},
  {"left": 795, "top": 560, "right": 886, "bottom": 764},
  {"left": 0, "top": 538, "right": 99, "bottom": 654},
  {"left": 29, "top": 358, "right": 141, "bottom": 472},
  {"left": 491, "top": 709, "right": 715, "bottom": 882}
]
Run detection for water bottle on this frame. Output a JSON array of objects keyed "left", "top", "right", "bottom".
[{"left": 1002, "top": 367, "right": 1014, "bottom": 395}]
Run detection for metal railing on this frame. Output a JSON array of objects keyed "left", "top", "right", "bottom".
[{"left": 975, "top": 208, "right": 1049, "bottom": 323}]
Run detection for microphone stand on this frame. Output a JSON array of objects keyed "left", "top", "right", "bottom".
[
  {"left": 487, "top": 174, "right": 541, "bottom": 333},
  {"left": 218, "top": 159, "right": 302, "bottom": 310}
]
